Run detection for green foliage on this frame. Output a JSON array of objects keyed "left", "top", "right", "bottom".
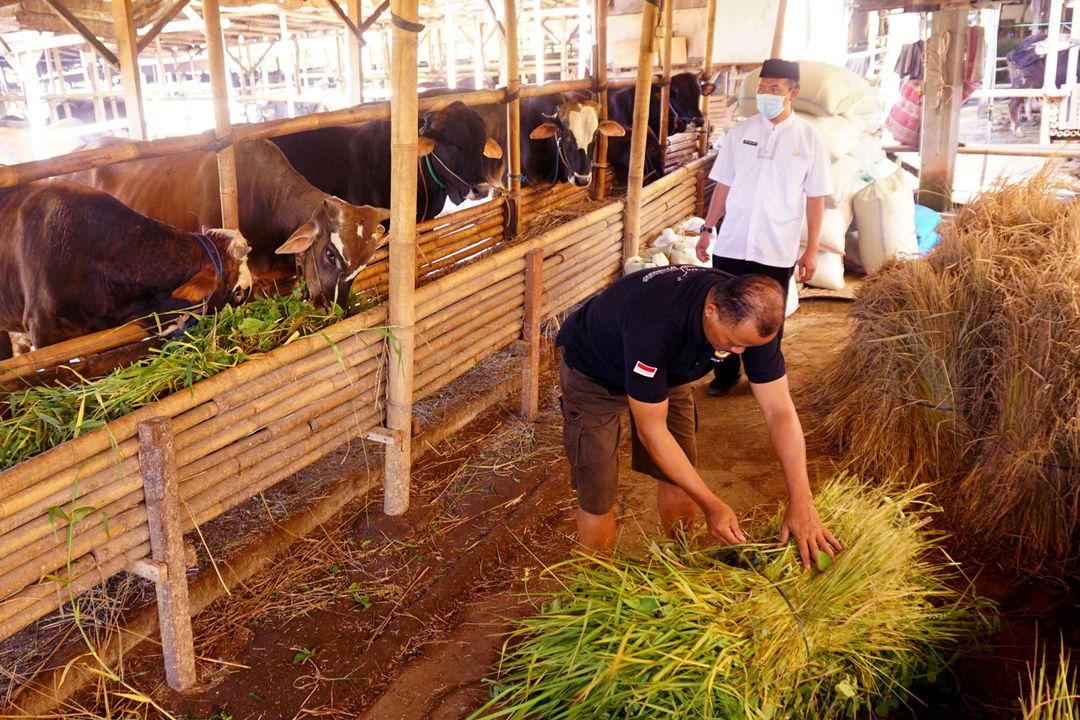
[
  {"left": 0, "top": 289, "right": 369, "bottom": 471},
  {"left": 472, "top": 476, "right": 998, "bottom": 720}
]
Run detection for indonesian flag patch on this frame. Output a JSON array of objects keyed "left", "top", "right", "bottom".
[{"left": 633, "top": 361, "right": 658, "bottom": 378}]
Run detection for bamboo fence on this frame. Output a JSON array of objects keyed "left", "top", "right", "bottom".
[{"left": 0, "top": 152, "right": 711, "bottom": 654}]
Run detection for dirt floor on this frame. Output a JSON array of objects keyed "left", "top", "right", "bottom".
[{"left": 4, "top": 276, "right": 1072, "bottom": 720}]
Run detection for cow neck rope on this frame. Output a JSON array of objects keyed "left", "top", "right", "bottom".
[
  {"left": 194, "top": 233, "right": 225, "bottom": 303},
  {"left": 509, "top": 137, "right": 563, "bottom": 195}
]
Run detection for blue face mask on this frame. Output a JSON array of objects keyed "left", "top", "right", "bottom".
[{"left": 756, "top": 92, "right": 788, "bottom": 119}]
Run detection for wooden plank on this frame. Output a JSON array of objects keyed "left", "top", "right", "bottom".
[
  {"left": 136, "top": 0, "right": 191, "bottom": 54},
  {"left": 520, "top": 249, "right": 543, "bottom": 421},
  {"left": 110, "top": 0, "right": 146, "bottom": 139},
  {"left": 138, "top": 418, "right": 196, "bottom": 692},
  {"left": 41, "top": 0, "right": 119, "bottom": 69},
  {"left": 918, "top": 8, "right": 967, "bottom": 211},
  {"left": 203, "top": 0, "right": 240, "bottom": 229}
]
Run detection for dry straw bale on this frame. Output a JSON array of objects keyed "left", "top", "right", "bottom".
[
  {"left": 799, "top": 169, "right": 1080, "bottom": 573},
  {"left": 474, "top": 475, "right": 995, "bottom": 720}
]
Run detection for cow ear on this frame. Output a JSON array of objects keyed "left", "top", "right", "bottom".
[
  {"left": 701, "top": 81, "right": 716, "bottom": 97},
  {"left": 483, "top": 137, "right": 503, "bottom": 159},
  {"left": 598, "top": 120, "right": 626, "bottom": 137},
  {"left": 373, "top": 206, "right": 392, "bottom": 223},
  {"left": 172, "top": 267, "right": 216, "bottom": 302},
  {"left": 418, "top": 135, "right": 436, "bottom": 157},
  {"left": 275, "top": 221, "right": 317, "bottom": 255},
  {"left": 530, "top": 122, "right": 559, "bottom": 140}
]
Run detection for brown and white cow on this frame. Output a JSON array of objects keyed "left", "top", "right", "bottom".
[
  {"left": 521, "top": 94, "right": 626, "bottom": 188},
  {"left": 69, "top": 138, "right": 390, "bottom": 309},
  {"left": 0, "top": 179, "right": 251, "bottom": 357}
]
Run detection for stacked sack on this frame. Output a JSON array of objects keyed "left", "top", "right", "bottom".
[
  {"left": 623, "top": 219, "right": 710, "bottom": 275},
  {"left": 736, "top": 61, "right": 918, "bottom": 288},
  {"left": 625, "top": 217, "right": 799, "bottom": 317}
]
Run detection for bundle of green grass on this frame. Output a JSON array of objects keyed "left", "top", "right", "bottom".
[
  {"left": 0, "top": 289, "right": 354, "bottom": 471},
  {"left": 473, "top": 476, "right": 995, "bottom": 720},
  {"left": 798, "top": 169, "right": 1080, "bottom": 574}
]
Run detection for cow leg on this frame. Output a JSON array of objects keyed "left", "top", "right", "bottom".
[{"left": 1009, "top": 97, "right": 1023, "bottom": 137}]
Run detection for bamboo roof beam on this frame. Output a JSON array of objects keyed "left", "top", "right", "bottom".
[{"left": 41, "top": 0, "right": 119, "bottom": 68}]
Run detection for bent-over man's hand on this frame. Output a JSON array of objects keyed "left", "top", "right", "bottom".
[
  {"left": 797, "top": 248, "right": 818, "bottom": 283},
  {"left": 703, "top": 498, "right": 747, "bottom": 546},
  {"left": 695, "top": 232, "right": 711, "bottom": 264},
  {"left": 779, "top": 496, "right": 842, "bottom": 569}
]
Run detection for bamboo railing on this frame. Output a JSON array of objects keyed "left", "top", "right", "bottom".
[{"left": 0, "top": 156, "right": 712, "bottom": 646}]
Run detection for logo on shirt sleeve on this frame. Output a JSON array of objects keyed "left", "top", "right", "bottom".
[{"left": 633, "top": 361, "right": 658, "bottom": 378}]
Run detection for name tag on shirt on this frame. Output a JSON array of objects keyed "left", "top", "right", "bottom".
[{"left": 742, "top": 139, "right": 758, "bottom": 146}]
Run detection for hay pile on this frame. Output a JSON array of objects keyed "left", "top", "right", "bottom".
[
  {"left": 473, "top": 476, "right": 995, "bottom": 720},
  {"left": 799, "top": 171, "right": 1080, "bottom": 573}
]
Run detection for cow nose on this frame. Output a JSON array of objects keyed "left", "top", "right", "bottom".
[{"left": 572, "top": 172, "right": 592, "bottom": 186}]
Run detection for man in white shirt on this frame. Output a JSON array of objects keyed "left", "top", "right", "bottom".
[
  {"left": 695, "top": 58, "right": 831, "bottom": 396},
  {"left": 693, "top": 59, "right": 837, "bottom": 562}
]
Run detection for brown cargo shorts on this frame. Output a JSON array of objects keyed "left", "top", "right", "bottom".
[{"left": 559, "top": 355, "right": 698, "bottom": 515}]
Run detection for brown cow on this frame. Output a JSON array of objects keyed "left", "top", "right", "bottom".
[
  {"left": 69, "top": 138, "right": 390, "bottom": 309},
  {"left": 0, "top": 179, "right": 251, "bottom": 357}
]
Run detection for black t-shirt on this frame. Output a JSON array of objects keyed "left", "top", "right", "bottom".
[{"left": 557, "top": 266, "right": 785, "bottom": 403}]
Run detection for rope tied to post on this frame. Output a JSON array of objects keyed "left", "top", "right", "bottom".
[
  {"left": 390, "top": 13, "right": 425, "bottom": 33},
  {"left": 500, "top": 88, "right": 521, "bottom": 104}
]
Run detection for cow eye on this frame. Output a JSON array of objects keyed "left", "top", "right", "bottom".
[
  {"left": 233, "top": 287, "right": 245, "bottom": 303},
  {"left": 325, "top": 248, "right": 336, "bottom": 263}
]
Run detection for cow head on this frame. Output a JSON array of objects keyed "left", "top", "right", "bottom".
[
  {"left": 172, "top": 229, "right": 253, "bottom": 310},
  {"left": 530, "top": 99, "right": 625, "bottom": 187},
  {"left": 274, "top": 197, "right": 391, "bottom": 309},
  {"left": 668, "top": 72, "right": 706, "bottom": 132},
  {"left": 418, "top": 101, "right": 503, "bottom": 204}
]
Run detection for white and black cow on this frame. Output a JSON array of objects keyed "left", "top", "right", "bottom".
[
  {"left": 0, "top": 179, "right": 251, "bottom": 358},
  {"left": 520, "top": 93, "right": 626, "bottom": 188},
  {"left": 271, "top": 101, "right": 503, "bottom": 222}
]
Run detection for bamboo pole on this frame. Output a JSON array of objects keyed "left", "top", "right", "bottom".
[
  {"left": 203, "top": 0, "right": 240, "bottom": 229},
  {"left": 347, "top": 0, "right": 365, "bottom": 104},
  {"left": 590, "top": 0, "right": 610, "bottom": 201},
  {"left": 0, "top": 306, "right": 386, "bottom": 509},
  {"left": 0, "top": 360, "right": 386, "bottom": 595},
  {"left": 414, "top": 323, "right": 523, "bottom": 396},
  {"left": 384, "top": 0, "right": 421, "bottom": 516},
  {"left": 623, "top": 0, "right": 660, "bottom": 260},
  {"left": 0, "top": 323, "right": 151, "bottom": 386},
  {"left": 505, "top": 0, "right": 522, "bottom": 239},
  {"left": 658, "top": 0, "right": 673, "bottom": 168},
  {"left": 699, "top": 0, "right": 718, "bottom": 155},
  {"left": 110, "top": 0, "right": 147, "bottom": 139},
  {"left": 770, "top": 0, "right": 788, "bottom": 58},
  {"left": 416, "top": 293, "right": 525, "bottom": 365}
]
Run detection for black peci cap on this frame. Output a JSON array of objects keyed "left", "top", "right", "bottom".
[{"left": 760, "top": 58, "right": 799, "bottom": 82}]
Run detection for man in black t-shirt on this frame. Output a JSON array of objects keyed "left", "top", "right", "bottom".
[{"left": 557, "top": 266, "right": 840, "bottom": 568}]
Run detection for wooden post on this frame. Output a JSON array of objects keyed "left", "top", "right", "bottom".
[
  {"left": 111, "top": 0, "right": 147, "bottom": 138},
  {"left": 560, "top": 17, "right": 569, "bottom": 80},
  {"left": 474, "top": 17, "right": 486, "bottom": 89},
  {"left": 384, "top": 0, "right": 420, "bottom": 516},
  {"left": 770, "top": 0, "right": 788, "bottom": 58},
  {"left": 623, "top": 0, "right": 660, "bottom": 259},
  {"left": 918, "top": 8, "right": 967, "bottom": 212},
  {"left": 577, "top": 0, "right": 591, "bottom": 80},
  {"left": 1041, "top": 0, "right": 1065, "bottom": 144},
  {"left": 534, "top": 0, "right": 544, "bottom": 84},
  {"left": 658, "top": 0, "right": 673, "bottom": 168},
  {"left": 445, "top": 1, "right": 457, "bottom": 88},
  {"left": 137, "top": 418, "right": 196, "bottom": 692},
  {"left": 203, "top": 0, "right": 240, "bottom": 230},
  {"left": 520, "top": 249, "right": 542, "bottom": 421},
  {"left": 589, "top": 0, "right": 609, "bottom": 201},
  {"left": 699, "top": 0, "right": 717, "bottom": 157},
  {"left": 505, "top": 0, "right": 522, "bottom": 239},
  {"left": 347, "top": 0, "right": 365, "bottom": 104}
]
